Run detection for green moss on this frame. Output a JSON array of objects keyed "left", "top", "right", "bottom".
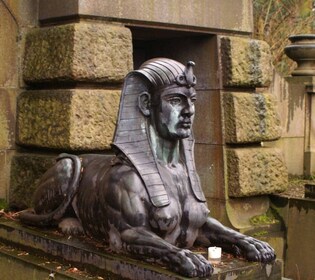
[
  {"left": 249, "top": 209, "right": 278, "bottom": 226},
  {"left": 0, "top": 199, "right": 8, "bottom": 211},
  {"left": 252, "top": 230, "right": 268, "bottom": 237}
]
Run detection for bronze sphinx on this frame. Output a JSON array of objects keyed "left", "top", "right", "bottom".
[{"left": 20, "top": 58, "right": 275, "bottom": 278}]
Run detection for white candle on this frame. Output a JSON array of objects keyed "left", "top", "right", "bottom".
[{"left": 208, "top": 246, "right": 222, "bottom": 261}]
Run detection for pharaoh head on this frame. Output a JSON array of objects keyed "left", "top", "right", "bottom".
[
  {"left": 136, "top": 59, "right": 197, "bottom": 141},
  {"left": 113, "top": 58, "right": 205, "bottom": 207}
]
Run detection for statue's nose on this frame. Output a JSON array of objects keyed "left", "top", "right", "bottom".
[{"left": 182, "top": 100, "right": 195, "bottom": 117}]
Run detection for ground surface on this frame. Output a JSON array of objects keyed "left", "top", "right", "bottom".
[{"left": 281, "top": 176, "right": 314, "bottom": 198}]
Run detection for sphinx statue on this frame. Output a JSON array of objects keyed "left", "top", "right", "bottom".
[{"left": 20, "top": 58, "right": 275, "bottom": 278}]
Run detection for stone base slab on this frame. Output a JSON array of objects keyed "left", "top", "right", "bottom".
[{"left": 0, "top": 219, "right": 282, "bottom": 280}]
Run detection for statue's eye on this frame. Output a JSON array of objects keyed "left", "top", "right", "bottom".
[
  {"left": 191, "top": 97, "right": 197, "bottom": 103},
  {"left": 169, "top": 97, "right": 182, "bottom": 105}
]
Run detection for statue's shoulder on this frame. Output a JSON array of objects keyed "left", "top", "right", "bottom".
[{"left": 108, "top": 154, "right": 146, "bottom": 194}]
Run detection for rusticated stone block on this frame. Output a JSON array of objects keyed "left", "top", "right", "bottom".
[
  {"left": 224, "top": 92, "right": 282, "bottom": 143},
  {"left": 220, "top": 36, "right": 272, "bottom": 87},
  {"left": 23, "top": 22, "right": 133, "bottom": 84},
  {"left": 16, "top": 89, "right": 120, "bottom": 150},
  {"left": 226, "top": 147, "right": 288, "bottom": 197},
  {"left": 9, "top": 153, "right": 56, "bottom": 209}
]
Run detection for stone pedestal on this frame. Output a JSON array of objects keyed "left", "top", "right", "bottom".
[
  {"left": 0, "top": 219, "right": 283, "bottom": 280},
  {"left": 284, "top": 34, "right": 315, "bottom": 76}
]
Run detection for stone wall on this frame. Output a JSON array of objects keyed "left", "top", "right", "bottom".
[
  {"left": 1, "top": 1, "right": 288, "bottom": 241},
  {"left": 219, "top": 36, "right": 287, "bottom": 194},
  {"left": 270, "top": 72, "right": 315, "bottom": 176},
  {"left": 217, "top": 36, "right": 288, "bottom": 235},
  {"left": 0, "top": 1, "right": 39, "bottom": 201},
  {"left": 9, "top": 19, "right": 133, "bottom": 207}
]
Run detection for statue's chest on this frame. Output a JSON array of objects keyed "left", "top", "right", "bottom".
[{"left": 148, "top": 163, "right": 209, "bottom": 246}]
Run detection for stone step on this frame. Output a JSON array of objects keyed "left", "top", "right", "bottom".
[
  {"left": 0, "top": 218, "right": 282, "bottom": 280},
  {"left": 0, "top": 240, "right": 98, "bottom": 279}
]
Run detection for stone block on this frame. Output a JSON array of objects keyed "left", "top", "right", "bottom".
[
  {"left": 226, "top": 147, "right": 288, "bottom": 197},
  {"left": 9, "top": 153, "right": 56, "bottom": 209},
  {"left": 16, "top": 89, "right": 120, "bottom": 150},
  {"left": 223, "top": 92, "right": 282, "bottom": 144},
  {"left": 220, "top": 36, "right": 272, "bottom": 87},
  {"left": 0, "top": 89, "right": 17, "bottom": 149},
  {"left": 23, "top": 22, "right": 133, "bottom": 84}
]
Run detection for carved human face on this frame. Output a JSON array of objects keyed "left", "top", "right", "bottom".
[{"left": 151, "top": 85, "right": 196, "bottom": 140}]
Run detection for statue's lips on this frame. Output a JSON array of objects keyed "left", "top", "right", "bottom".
[{"left": 179, "top": 122, "right": 192, "bottom": 128}]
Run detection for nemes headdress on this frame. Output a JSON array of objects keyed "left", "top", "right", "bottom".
[{"left": 112, "top": 58, "right": 206, "bottom": 207}]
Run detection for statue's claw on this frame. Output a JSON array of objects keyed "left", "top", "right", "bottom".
[{"left": 234, "top": 236, "right": 276, "bottom": 263}]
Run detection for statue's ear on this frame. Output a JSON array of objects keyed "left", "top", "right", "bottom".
[{"left": 138, "top": 92, "right": 151, "bottom": 117}]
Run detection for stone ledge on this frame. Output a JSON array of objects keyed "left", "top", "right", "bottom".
[
  {"left": 223, "top": 92, "right": 282, "bottom": 144},
  {"left": 226, "top": 147, "right": 288, "bottom": 197},
  {"left": 220, "top": 36, "right": 272, "bottom": 87},
  {"left": 23, "top": 22, "right": 133, "bottom": 84},
  {"left": 0, "top": 219, "right": 282, "bottom": 280},
  {"left": 16, "top": 89, "right": 120, "bottom": 151},
  {"left": 0, "top": 240, "right": 92, "bottom": 279},
  {"left": 38, "top": 0, "right": 253, "bottom": 34}
]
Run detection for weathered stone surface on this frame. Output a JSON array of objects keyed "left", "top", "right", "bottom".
[
  {"left": 271, "top": 195, "right": 315, "bottom": 280},
  {"left": 23, "top": 22, "right": 133, "bottom": 84},
  {"left": 226, "top": 147, "right": 288, "bottom": 197},
  {"left": 227, "top": 196, "right": 270, "bottom": 229},
  {"left": 0, "top": 2, "right": 18, "bottom": 87},
  {"left": 195, "top": 90, "right": 223, "bottom": 144},
  {"left": 9, "top": 154, "right": 56, "bottom": 209},
  {"left": 0, "top": 89, "right": 17, "bottom": 149},
  {"left": 39, "top": 0, "right": 253, "bottom": 34},
  {"left": 195, "top": 144, "right": 225, "bottom": 200},
  {"left": 223, "top": 92, "right": 282, "bottom": 143},
  {"left": 0, "top": 150, "right": 14, "bottom": 199},
  {"left": 220, "top": 36, "right": 272, "bottom": 87},
  {"left": 16, "top": 89, "right": 120, "bottom": 150}
]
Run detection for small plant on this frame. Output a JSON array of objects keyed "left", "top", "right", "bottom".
[{"left": 249, "top": 208, "right": 278, "bottom": 226}]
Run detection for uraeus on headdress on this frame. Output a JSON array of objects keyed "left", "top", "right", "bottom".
[
  {"left": 113, "top": 58, "right": 206, "bottom": 207},
  {"left": 175, "top": 61, "right": 197, "bottom": 87}
]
